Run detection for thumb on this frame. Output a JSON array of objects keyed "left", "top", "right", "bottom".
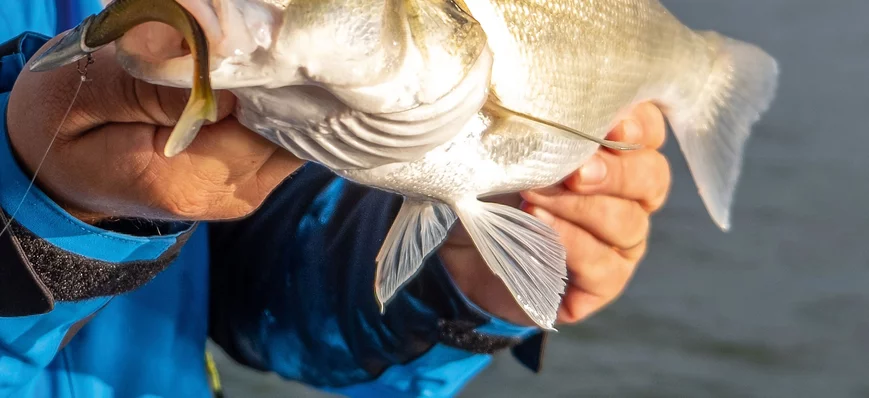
[
  {"left": 146, "top": 85, "right": 237, "bottom": 128},
  {"left": 76, "top": 44, "right": 236, "bottom": 131},
  {"left": 14, "top": 37, "right": 235, "bottom": 141}
]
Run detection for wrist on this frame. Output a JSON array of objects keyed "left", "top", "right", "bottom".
[
  {"left": 6, "top": 90, "right": 110, "bottom": 225},
  {"left": 4, "top": 129, "right": 107, "bottom": 224}
]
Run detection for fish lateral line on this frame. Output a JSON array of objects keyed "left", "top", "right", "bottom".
[{"left": 483, "top": 97, "right": 642, "bottom": 151}]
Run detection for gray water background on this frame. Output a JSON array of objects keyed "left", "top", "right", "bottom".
[{"left": 209, "top": 0, "right": 869, "bottom": 396}]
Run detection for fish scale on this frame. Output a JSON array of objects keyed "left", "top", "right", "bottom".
[{"left": 31, "top": 0, "right": 779, "bottom": 330}]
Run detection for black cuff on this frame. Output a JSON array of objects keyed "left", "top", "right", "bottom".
[
  {"left": 0, "top": 209, "right": 195, "bottom": 317},
  {"left": 406, "top": 259, "right": 548, "bottom": 372}
]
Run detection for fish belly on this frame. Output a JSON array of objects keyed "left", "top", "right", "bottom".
[
  {"left": 338, "top": 114, "right": 496, "bottom": 203},
  {"left": 338, "top": 110, "right": 600, "bottom": 202}
]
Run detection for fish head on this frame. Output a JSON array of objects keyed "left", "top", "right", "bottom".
[
  {"left": 33, "top": 0, "right": 494, "bottom": 165},
  {"left": 108, "top": 0, "right": 490, "bottom": 106}
]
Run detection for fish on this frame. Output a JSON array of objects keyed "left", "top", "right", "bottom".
[{"left": 30, "top": 0, "right": 779, "bottom": 329}]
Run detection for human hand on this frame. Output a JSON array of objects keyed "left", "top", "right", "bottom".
[
  {"left": 6, "top": 38, "right": 302, "bottom": 224},
  {"left": 440, "top": 103, "right": 670, "bottom": 326}
]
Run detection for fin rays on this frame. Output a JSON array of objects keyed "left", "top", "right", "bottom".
[
  {"left": 375, "top": 200, "right": 457, "bottom": 310},
  {"left": 453, "top": 199, "right": 567, "bottom": 330}
]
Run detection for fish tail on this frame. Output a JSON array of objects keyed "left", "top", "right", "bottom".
[
  {"left": 664, "top": 32, "right": 779, "bottom": 231},
  {"left": 375, "top": 199, "right": 457, "bottom": 312},
  {"left": 451, "top": 199, "right": 567, "bottom": 330}
]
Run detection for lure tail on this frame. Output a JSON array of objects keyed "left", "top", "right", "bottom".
[{"left": 664, "top": 32, "right": 779, "bottom": 231}]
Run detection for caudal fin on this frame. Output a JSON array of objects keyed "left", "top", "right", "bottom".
[
  {"left": 667, "top": 33, "right": 779, "bottom": 231},
  {"left": 454, "top": 200, "right": 567, "bottom": 330},
  {"left": 375, "top": 199, "right": 457, "bottom": 311}
]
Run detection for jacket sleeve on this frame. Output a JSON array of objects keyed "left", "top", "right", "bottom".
[
  {"left": 208, "top": 165, "right": 548, "bottom": 398},
  {"left": 0, "top": 32, "right": 197, "bottom": 396}
]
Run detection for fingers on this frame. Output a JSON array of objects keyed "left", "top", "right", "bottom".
[
  {"left": 17, "top": 41, "right": 236, "bottom": 139},
  {"left": 517, "top": 102, "right": 667, "bottom": 325},
  {"left": 608, "top": 102, "right": 667, "bottom": 150},
  {"left": 561, "top": 148, "right": 671, "bottom": 212},
  {"left": 522, "top": 188, "right": 649, "bottom": 251},
  {"left": 522, "top": 202, "right": 646, "bottom": 289},
  {"left": 441, "top": 102, "right": 667, "bottom": 326},
  {"left": 556, "top": 284, "right": 630, "bottom": 324},
  {"left": 132, "top": 79, "right": 238, "bottom": 128},
  {"left": 253, "top": 150, "right": 307, "bottom": 196},
  {"left": 8, "top": 33, "right": 303, "bottom": 223},
  {"left": 557, "top": 102, "right": 670, "bottom": 211},
  {"left": 139, "top": 118, "right": 303, "bottom": 220},
  {"left": 524, "top": 204, "right": 644, "bottom": 324},
  {"left": 56, "top": 113, "right": 303, "bottom": 221}
]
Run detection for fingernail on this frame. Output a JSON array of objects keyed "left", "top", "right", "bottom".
[
  {"left": 531, "top": 206, "right": 555, "bottom": 225},
  {"left": 579, "top": 155, "right": 607, "bottom": 185},
  {"left": 623, "top": 119, "right": 642, "bottom": 143}
]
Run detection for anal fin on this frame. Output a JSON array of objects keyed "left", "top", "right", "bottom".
[
  {"left": 453, "top": 200, "right": 568, "bottom": 330},
  {"left": 375, "top": 199, "right": 457, "bottom": 311}
]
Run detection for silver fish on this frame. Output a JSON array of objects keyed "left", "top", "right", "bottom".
[{"left": 32, "top": 0, "right": 779, "bottom": 329}]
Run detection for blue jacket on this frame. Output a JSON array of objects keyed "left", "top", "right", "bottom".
[{"left": 0, "top": 1, "right": 547, "bottom": 397}]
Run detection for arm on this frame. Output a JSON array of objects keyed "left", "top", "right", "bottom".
[
  {"left": 0, "top": 32, "right": 196, "bottom": 395},
  {"left": 207, "top": 164, "right": 539, "bottom": 398}
]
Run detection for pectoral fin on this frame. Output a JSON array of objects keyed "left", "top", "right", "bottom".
[
  {"left": 484, "top": 98, "right": 642, "bottom": 151},
  {"left": 375, "top": 199, "right": 457, "bottom": 311}
]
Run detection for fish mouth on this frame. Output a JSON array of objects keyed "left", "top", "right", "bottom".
[
  {"left": 114, "top": 21, "right": 201, "bottom": 87},
  {"left": 115, "top": 0, "right": 282, "bottom": 90}
]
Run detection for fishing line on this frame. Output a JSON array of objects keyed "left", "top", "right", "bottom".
[{"left": 0, "top": 55, "right": 94, "bottom": 240}]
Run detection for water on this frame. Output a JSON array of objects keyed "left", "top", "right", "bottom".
[{"left": 211, "top": 1, "right": 869, "bottom": 396}]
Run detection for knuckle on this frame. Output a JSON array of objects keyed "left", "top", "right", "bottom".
[
  {"left": 624, "top": 204, "right": 651, "bottom": 247},
  {"left": 610, "top": 154, "right": 630, "bottom": 193},
  {"left": 619, "top": 237, "right": 649, "bottom": 264},
  {"left": 561, "top": 306, "right": 586, "bottom": 324},
  {"left": 644, "top": 153, "right": 672, "bottom": 211},
  {"left": 639, "top": 103, "right": 666, "bottom": 147},
  {"left": 154, "top": 85, "right": 192, "bottom": 125}
]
